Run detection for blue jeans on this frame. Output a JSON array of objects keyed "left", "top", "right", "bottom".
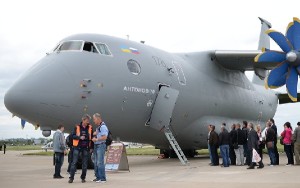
[
  {"left": 94, "top": 144, "right": 106, "bottom": 181},
  {"left": 69, "top": 148, "right": 88, "bottom": 180},
  {"left": 220, "top": 145, "right": 230, "bottom": 167},
  {"left": 267, "top": 144, "right": 276, "bottom": 165},
  {"left": 54, "top": 152, "right": 64, "bottom": 177}
]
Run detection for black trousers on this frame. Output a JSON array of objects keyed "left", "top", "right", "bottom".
[
  {"left": 229, "top": 146, "right": 236, "bottom": 165},
  {"left": 210, "top": 145, "right": 219, "bottom": 165},
  {"left": 69, "top": 148, "right": 89, "bottom": 180}
]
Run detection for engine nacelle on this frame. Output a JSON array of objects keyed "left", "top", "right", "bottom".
[{"left": 42, "top": 130, "right": 51, "bottom": 137}]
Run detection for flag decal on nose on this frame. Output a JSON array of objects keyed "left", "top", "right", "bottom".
[{"left": 121, "top": 46, "right": 140, "bottom": 54}]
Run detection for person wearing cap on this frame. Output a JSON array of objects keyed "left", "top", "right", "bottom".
[{"left": 293, "top": 122, "right": 300, "bottom": 165}]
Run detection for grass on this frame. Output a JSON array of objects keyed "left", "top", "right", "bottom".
[
  {"left": 17, "top": 140, "right": 286, "bottom": 156},
  {"left": 6, "top": 145, "right": 42, "bottom": 151}
]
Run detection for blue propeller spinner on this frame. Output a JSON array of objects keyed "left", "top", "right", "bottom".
[{"left": 255, "top": 17, "right": 300, "bottom": 102}]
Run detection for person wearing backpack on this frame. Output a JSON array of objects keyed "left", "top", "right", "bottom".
[
  {"left": 92, "top": 113, "right": 108, "bottom": 183},
  {"left": 66, "top": 131, "right": 75, "bottom": 174}
]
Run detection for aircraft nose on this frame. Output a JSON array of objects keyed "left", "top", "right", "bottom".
[{"left": 4, "top": 57, "right": 75, "bottom": 122}]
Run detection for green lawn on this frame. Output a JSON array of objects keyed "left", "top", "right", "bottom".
[
  {"left": 6, "top": 145, "right": 42, "bottom": 151},
  {"left": 19, "top": 141, "right": 286, "bottom": 157}
]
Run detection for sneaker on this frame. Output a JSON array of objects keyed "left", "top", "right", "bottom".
[
  {"left": 82, "top": 179, "right": 86, "bottom": 183},
  {"left": 286, "top": 164, "right": 292, "bottom": 166},
  {"left": 92, "top": 178, "right": 99, "bottom": 182},
  {"left": 96, "top": 180, "right": 107, "bottom": 183},
  {"left": 53, "top": 175, "right": 64, "bottom": 179},
  {"left": 68, "top": 179, "right": 73, "bottom": 183}
]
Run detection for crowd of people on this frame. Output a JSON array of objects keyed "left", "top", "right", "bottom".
[
  {"left": 52, "top": 113, "right": 109, "bottom": 183},
  {"left": 208, "top": 118, "right": 300, "bottom": 168}
]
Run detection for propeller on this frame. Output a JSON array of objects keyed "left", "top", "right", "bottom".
[{"left": 255, "top": 17, "right": 300, "bottom": 102}]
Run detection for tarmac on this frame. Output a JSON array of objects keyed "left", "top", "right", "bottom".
[{"left": 0, "top": 150, "right": 299, "bottom": 188}]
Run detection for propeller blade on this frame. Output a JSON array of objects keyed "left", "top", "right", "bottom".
[
  {"left": 286, "top": 21, "right": 294, "bottom": 46},
  {"left": 267, "top": 74, "right": 286, "bottom": 89},
  {"left": 266, "top": 62, "right": 289, "bottom": 89},
  {"left": 266, "top": 30, "right": 293, "bottom": 53},
  {"left": 286, "top": 66, "right": 298, "bottom": 102},
  {"left": 254, "top": 50, "right": 286, "bottom": 63},
  {"left": 292, "top": 17, "right": 300, "bottom": 51},
  {"left": 21, "top": 119, "right": 26, "bottom": 129}
]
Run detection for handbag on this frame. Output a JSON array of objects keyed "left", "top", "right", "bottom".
[
  {"left": 252, "top": 148, "right": 261, "bottom": 162},
  {"left": 280, "top": 137, "right": 284, "bottom": 145},
  {"left": 267, "top": 141, "right": 274, "bottom": 149}
]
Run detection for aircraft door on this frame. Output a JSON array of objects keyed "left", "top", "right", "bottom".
[{"left": 149, "top": 86, "right": 179, "bottom": 131}]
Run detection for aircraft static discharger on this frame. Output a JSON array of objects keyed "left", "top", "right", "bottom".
[{"left": 4, "top": 18, "right": 300, "bottom": 164}]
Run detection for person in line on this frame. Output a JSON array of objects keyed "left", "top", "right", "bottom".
[
  {"left": 92, "top": 113, "right": 108, "bottom": 183},
  {"left": 247, "top": 123, "right": 264, "bottom": 169},
  {"left": 242, "top": 121, "right": 250, "bottom": 166},
  {"left": 293, "top": 122, "right": 300, "bottom": 165},
  {"left": 53, "top": 125, "right": 67, "bottom": 179},
  {"left": 265, "top": 122, "right": 276, "bottom": 166},
  {"left": 281, "top": 122, "right": 294, "bottom": 166},
  {"left": 256, "top": 125, "right": 263, "bottom": 160},
  {"left": 269, "top": 118, "right": 279, "bottom": 165},
  {"left": 209, "top": 125, "right": 219, "bottom": 166},
  {"left": 66, "top": 132, "right": 75, "bottom": 174},
  {"left": 207, "top": 125, "right": 213, "bottom": 165},
  {"left": 69, "top": 114, "right": 94, "bottom": 183},
  {"left": 3, "top": 143, "right": 6, "bottom": 154},
  {"left": 229, "top": 124, "right": 236, "bottom": 165},
  {"left": 233, "top": 124, "right": 245, "bottom": 166},
  {"left": 219, "top": 125, "right": 230, "bottom": 167}
]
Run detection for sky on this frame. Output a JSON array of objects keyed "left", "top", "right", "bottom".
[{"left": 0, "top": 0, "right": 300, "bottom": 139}]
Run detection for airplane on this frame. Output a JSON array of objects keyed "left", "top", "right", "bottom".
[{"left": 4, "top": 17, "right": 300, "bottom": 162}]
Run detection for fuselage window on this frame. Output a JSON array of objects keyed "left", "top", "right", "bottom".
[
  {"left": 95, "top": 43, "right": 111, "bottom": 55},
  {"left": 57, "top": 41, "right": 83, "bottom": 52},
  {"left": 127, "top": 59, "right": 141, "bottom": 75},
  {"left": 83, "top": 42, "right": 98, "bottom": 53}
]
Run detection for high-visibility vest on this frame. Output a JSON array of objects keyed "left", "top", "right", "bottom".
[{"left": 73, "top": 124, "right": 92, "bottom": 147}]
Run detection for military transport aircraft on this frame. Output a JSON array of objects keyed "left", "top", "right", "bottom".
[{"left": 4, "top": 17, "right": 300, "bottom": 163}]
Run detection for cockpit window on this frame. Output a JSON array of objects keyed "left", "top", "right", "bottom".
[
  {"left": 83, "top": 42, "right": 98, "bottom": 53},
  {"left": 95, "top": 43, "right": 111, "bottom": 55},
  {"left": 52, "top": 40, "right": 112, "bottom": 56},
  {"left": 57, "top": 41, "right": 83, "bottom": 51}
]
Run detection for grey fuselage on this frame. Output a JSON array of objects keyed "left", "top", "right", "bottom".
[{"left": 4, "top": 34, "right": 278, "bottom": 150}]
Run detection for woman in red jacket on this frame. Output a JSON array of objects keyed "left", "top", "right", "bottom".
[{"left": 281, "top": 122, "right": 294, "bottom": 166}]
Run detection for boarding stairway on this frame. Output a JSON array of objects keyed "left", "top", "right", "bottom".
[{"left": 164, "top": 125, "right": 189, "bottom": 165}]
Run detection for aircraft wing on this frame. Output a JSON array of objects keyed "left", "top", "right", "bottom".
[
  {"left": 277, "top": 93, "right": 300, "bottom": 104},
  {"left": 211, "top": 50, "right": 280, "bottom": 71}
]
